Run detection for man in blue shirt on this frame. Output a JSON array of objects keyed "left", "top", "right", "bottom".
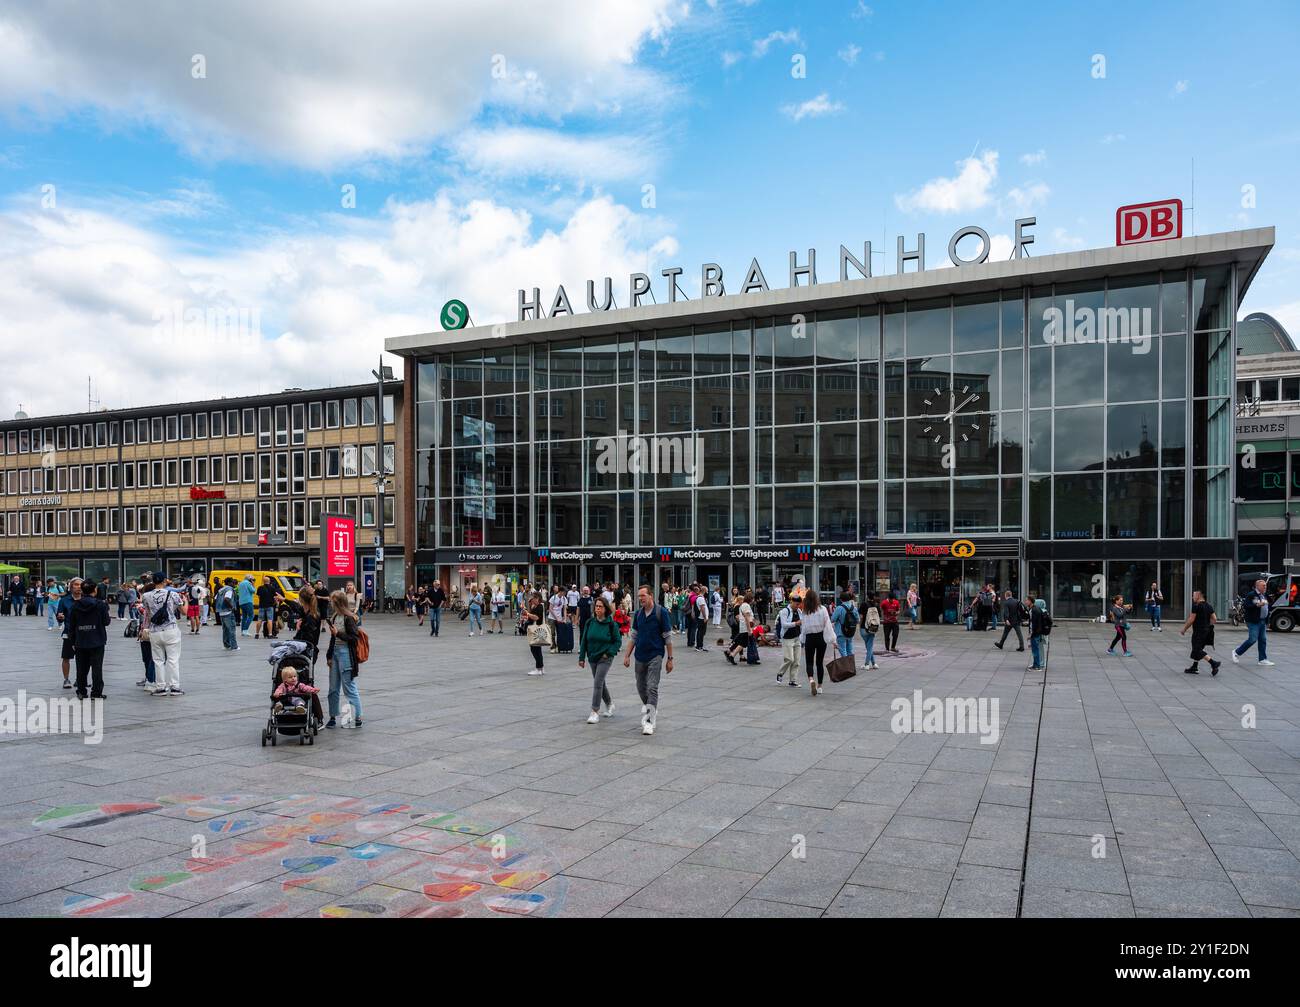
[
  {"left": 1233, "top": 578, "right": 1276, "bottom": 667},
  {"left": 623, "top": 585, "right": 674, "bottom": 736},
  {"left": 237, "top": 575, "right": 256, "bottom": 636}
]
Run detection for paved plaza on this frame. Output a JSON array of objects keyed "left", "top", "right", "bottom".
[{"left": 1, "top": 612, "right": 1299, "bottom": 918}]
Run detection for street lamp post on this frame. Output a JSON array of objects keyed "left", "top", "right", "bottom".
[{"left": 371, "top": 359, "right": 394, "bottom": 613}]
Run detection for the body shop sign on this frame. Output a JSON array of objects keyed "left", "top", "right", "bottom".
[{"left": 322, "top": 513, "right": 356, "bottom": 580}]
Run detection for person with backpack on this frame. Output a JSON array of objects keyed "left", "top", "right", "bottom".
[
  {"left": 993, "top": 590, "right": 1026, "bottom": 652},
  {"left": 214, "top": 577, "right": 240, "bottom": 651},
  {"left": 67, "top": 580, "right": 112, "bottom": 700},
  {"left": 831, "top": 590, "right": 859, "bottom": 658},
  {"left": 1027, "top": 595, "right": 1051, "bottom": 670},
  {"left": 325, "top": 588, "right": 363, "bottom": 728},
  {"left": 775, "top": 593, "right": 803, "bottom": 687},
  {"left": 141, "top": 571, "right": 185, "bottom": 696},
  {"left": 578, "top": 596, "right": 622, "bottom": 724},
  {"left": 622, "top": 585, "right": 674, "bottom": 735},
  {"left": 860, "top": 592, "right": 881, "bottom": 670}
]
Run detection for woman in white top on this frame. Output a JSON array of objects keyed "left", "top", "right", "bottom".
[
  {"left": 799, "top": 588, "right": 831, "bottom": 696},
  {"left": 711, "top": 589, "right": 723, "bottom": 626}
]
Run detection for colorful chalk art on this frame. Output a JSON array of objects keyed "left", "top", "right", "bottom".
[{"left": 33, "top": 793, "right": 569, "bottom": 918}]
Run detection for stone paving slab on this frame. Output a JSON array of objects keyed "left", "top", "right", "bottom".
[{"left": 1, "top": 614, "right": 1299, "bottom": 917}]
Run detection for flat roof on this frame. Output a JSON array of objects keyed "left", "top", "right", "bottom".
[
  {"left": 387, "top": 226, "right": 1275, "bottom": 357},
  {"left": 0, "top": 380, "right": 403, "bottom": 431}
]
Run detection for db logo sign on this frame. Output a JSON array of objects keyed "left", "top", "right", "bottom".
[{"left": 1116, "top": 199, "right": 1182, "bottom": 246}]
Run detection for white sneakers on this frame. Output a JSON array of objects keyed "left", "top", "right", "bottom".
[
  {"left": 1232, "top": 652, "right": 1239, "bottom": 663},
  {"left": 527, "top": 669, "right": 543, "bottom": 676},
  {"left": 640, "top": 704, "right": 657, "bottom": 735},
  {"left": 642, "top": 722, "right": 655, "bottom": 735},
  {"left": 586, "top": 712, "right": 600, "bottom": 724},
  {"left": 603, "top": 701, "right": 616, "bottom": 718},
  {"left": 1259, "top": 659, "right": 1276, "bottom": 666}
]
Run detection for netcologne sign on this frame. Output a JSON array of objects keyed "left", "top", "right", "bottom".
[{"left": 517, "top": 218, "right": 1039, "bottom": 322}]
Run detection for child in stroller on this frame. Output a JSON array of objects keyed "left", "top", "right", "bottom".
[{"left": 263, "top": 640, "right": 323, "bottom": 746}]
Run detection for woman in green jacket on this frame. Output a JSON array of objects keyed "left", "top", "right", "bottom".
[{"left": 578, "top": 596, "right": 622, "bottom": 724}]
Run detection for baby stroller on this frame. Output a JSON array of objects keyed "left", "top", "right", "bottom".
[{"left": 262, "top": 640, "right": 320, "bottom": 746}]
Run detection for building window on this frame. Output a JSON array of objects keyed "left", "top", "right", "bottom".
[
  {"left": 259, "top": 454, "right": 272, "bottom": 496},
  {"left": 326, "top": 448, "right": 340, "bottom": 478},
  {"left": 291, "top": 403, "right": 305, "bottom": 445},
  {"left": 308, "top": 449, "right": 322, "bottom": 479},
  {"left": 342, "top": 446, "right": 358, "bottom": 477},
  {"left": 166, "top": 506, "right": 178, "bottom": 532},
  {"left": 383, "top": 394, "right": 395, "bottom": 424},
  {"left": 309, "top": 500, "right": 322, "bottom": 527},
  {"left": 292, "top": 451, "right": 305, "bottom": 495},
  {"left": 308, "top": 401, "right": 323, "bottom": 430},
  {"left": 275, "top": 451, "right": 289, "bottom": 495},
  {"left": 343, "top": 399, "right": 359, "bottom": 427},
  {"left": 242, "top": 454, "right": 254, "bottom": 482},
  {"left": 243, "top": 502, "right": 256, "bottom": 530},
  {"left": 195, "top": 504, "right": 208, "bottom": 532},
  {"left": 180, "top": 413, "right": 193, "bottom": 440},
  {"left": 165, "top": 415, "right": 178, "bottom": 441},
  {"left": 361, "top": 397, "right": 377, "bottom": 426},
  {"left": 275, "top": 404, "right": 289, "bottom": 446},
  {"left": 122, "top": 421, "right": 134, "bottom": 446},
  {"left": 166, "top": 459, "right": 178, "bottom": 486},
  {"left": 210, "top": 410, "right": 224, "bottom": 437},
  {"left": 195, "top": 412, "right": 208, "bottom": 438},
  {"left": 242, "top": 408, "right": 256, "bottom": 436},
  {"left": 259, "top": 406, "right": 272, "bottom": 447},
  {"left": 326, "top": 401, "right": 340, "bottom": 428},
  {"left": 180, "top": 457, "right": 193, "bottom": 485},
  {"left": 211, "top": 504, "right": 223, "bottom": 531}
]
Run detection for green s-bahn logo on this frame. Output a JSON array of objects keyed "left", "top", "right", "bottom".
[{"left": 440, "top": 299, "right": 469, "bottom": 331}]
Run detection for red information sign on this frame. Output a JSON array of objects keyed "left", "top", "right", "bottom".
[
  {"left": 323, "top": 515, "right": 356, "bottom": 579},
  {"left": 1115, "top": 198, "right": 1183, "bottom": 246}
]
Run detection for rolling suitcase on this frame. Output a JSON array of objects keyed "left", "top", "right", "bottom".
[{"left": 554, "top": 620, "right": 574, "bottom": 653}]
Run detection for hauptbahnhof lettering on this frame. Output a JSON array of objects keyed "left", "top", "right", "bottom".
[{"left": 388, "top": 225, "right": 1271, "bottom": 623}]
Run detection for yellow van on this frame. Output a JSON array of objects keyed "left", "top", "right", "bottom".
[{"left": 208, "top": 570, "right": 306, "bottom": 604}]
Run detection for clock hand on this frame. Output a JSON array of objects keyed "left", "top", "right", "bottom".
[{"left": 954, "top": 393, "right": 979, "bottom": 414}]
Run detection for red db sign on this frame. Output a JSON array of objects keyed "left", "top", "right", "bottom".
[{"left": 1116, "top": 199, "right": 1183, "bottom": 246}]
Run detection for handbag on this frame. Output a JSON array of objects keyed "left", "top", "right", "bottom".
[
  {"left": 527, "top": 623, "right": 551, "bottom": 647},
  {"left": 827, "top": 654, "right": 858, "bottom": 683}
]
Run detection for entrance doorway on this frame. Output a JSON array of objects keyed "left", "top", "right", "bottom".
[
  {"left": 918, "top": 560, "right": 962, "bottom": 624},
  {"left": 816, "top": 564, "right": 854, "bottom": 596}
]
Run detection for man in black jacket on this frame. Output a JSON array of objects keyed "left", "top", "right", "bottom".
[
  {"left": 993, "top": 590, "right": 1026, "bottom": 652},
  {"left": 67, "top": 580, "right": 112, "bottom": 699}
]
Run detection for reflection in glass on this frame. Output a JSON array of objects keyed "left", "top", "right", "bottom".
[
  {"left": 1106, "top": 403, "right": 1159, "bottom": 469},
  {"left": 1053, "top": 406, "right": 1105, "bottom": 471},
  {"left": 1107, "top": 471, "right": 1158, "bottom": 538},
  {"left": 1161, "top": 401, "right": 1185, "bottom": 467},
  {"left": 907, "top": 480, "right": 949, "bottom": 534},
  {"left": 1053, "top": 473, "right": 1103, "bottom": 539},
  {"left": 907, "top": 298, "right": 950, "bottom": 357},
  {"left": 1107, "top": 335, "right": 1160, "bottom": 403},
  {"left": 818, "top": 367, "right": 858, "bottom": 422},
  {"left": 818, "top": 484, "right": 857, "bottom": 541},
  {"left": 953, "top": 295, "right": 999, "bottom": 353},
  {"left": 816, "top": 309, "right": 857, "bottom": 363},
  {"left": 953, "top": 478, "right": 998, "bottom": 531}
]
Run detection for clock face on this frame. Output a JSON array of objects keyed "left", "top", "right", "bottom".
[{"left": 920, "top": 382, "right": 983, "bottom": 440}]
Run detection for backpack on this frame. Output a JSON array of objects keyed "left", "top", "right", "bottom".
[
  {"left": 149, "top": 594, "right": 172, "bottom": 626},
  {"left": 865, "top": 606, "right": 881, "bottom": 631},
  {"left": 841, "top": 605, "right": 859, "bottom": 636},
  {"left": 1040, "top": 612, "right": 1053, "bottom": 636},
  {"left": 781, "top": 607, "right": 802, "bottom": 639},
  {"left": 354, "top": 625, "right": 370, "bottom": 663}
]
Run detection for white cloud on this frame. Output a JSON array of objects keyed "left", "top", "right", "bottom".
[
  {"left": 1019, "top": 149, "right": 1047, "bottom": 166},
  {"left": 1051, "top": 227, "right": 1086, "bottom": 250},
  {"left": 1258, "top": 300, "right": 1300, "bottom": 337},
  {"left": 1171, "top": 79, "right": 1189, "bottom": 97},
  {"left": 450, "top": 127, "right": 657, "bottom": 182},
  {"left": 721, "top": 50, "right": 743, "bottom": 68},
  {"left": 1004, "top": 181, "right": 1050, "bottom": 215},
  {"left": 895, "top": 150, "right": 999, "bottom": 214},
  {"left": 753, "top": 29, "right": 802, "bottom": 58},
  {"left": 852, "top": 2, "right": 874, "bottom": 18},
  {"left": 0, "top": 0, "right": 683, "bottom": 170},
  {"left": 782, "top": 93, "right": 844, "bottom": 122},
  {"left": 1100, "top": 133, "right": 1126, "bottom": 144},
  {"left": 838, "top": 43, "right": 862, "bottom": 65},
  {"left": 0, "top": 192, "right": 675, "bottom": 415}
]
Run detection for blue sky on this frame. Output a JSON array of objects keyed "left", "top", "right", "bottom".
[{"left": 1, "top": 0, "right": 1297, "bottom": 415}]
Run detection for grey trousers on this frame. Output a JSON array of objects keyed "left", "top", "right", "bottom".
[
  {"left": 634, "top": 656, "right": 662, "bottom": 711},
  {"left": 591, "top": 657, "right": 613, "bottom": 711}
]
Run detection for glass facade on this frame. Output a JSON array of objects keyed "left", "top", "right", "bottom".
[{"left": 411, "top": 263, "right": 1239, "bottom": 615}]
